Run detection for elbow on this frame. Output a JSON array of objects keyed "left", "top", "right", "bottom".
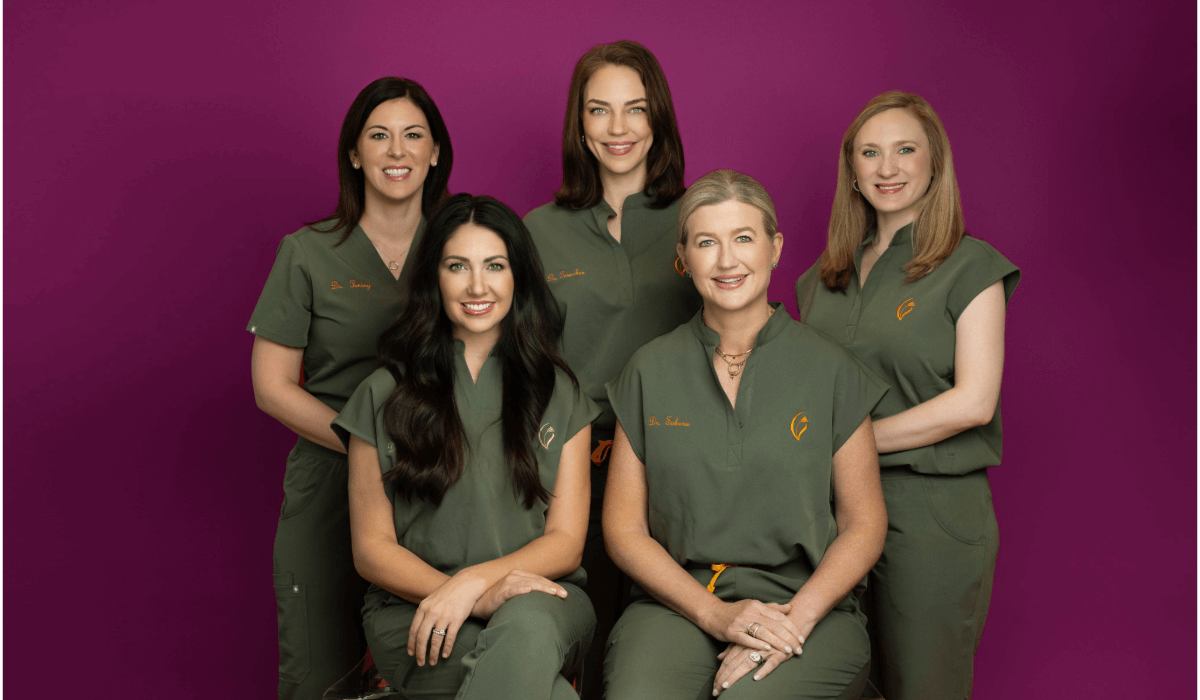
[{"left": 968, "top": 402, "right": 996, "bottom": 429}]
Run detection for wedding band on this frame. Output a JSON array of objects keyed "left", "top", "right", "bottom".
[
  {"left": 432, "top": 628, "right": 446, "bottom": 636},
  {"left": 749, "top": 651, "right": 764, "bottom": 664},
  {"left": 748, "top": 622, "right": 762, "bottom": 639}
]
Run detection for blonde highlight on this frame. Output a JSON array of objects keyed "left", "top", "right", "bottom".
[{"left": 678, "top": 169, "right": 778, "bottom": 245}]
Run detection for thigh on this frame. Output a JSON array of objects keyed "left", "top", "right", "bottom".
[
  {"left": 481, "top": 581, "right": 597, "bottom": 661},
  {"left": 720, "top": 609, "right": 869, "bottom": 700},
  {"left": 870, "top": 471, "right": 998, "bottom": 700},
  {"left": 603, "top": 599, "right": 724, "bottom": 700},
  {"left": 363, "top": 594, "right": 486, "bottom": 700},
  {"left": 274, "top": 445, "right": 368, "bottom": 700}
]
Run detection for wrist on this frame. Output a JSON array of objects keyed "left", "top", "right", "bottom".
[{"left": 694, "top": 596, "right": 725, "bottom": 635}]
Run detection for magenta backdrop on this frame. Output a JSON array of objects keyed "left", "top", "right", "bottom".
[{"left": 5, "top": 0, "right": 1195, "bottom": 697}]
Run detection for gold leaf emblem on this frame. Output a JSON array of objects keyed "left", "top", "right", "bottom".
[
  {"left": 538, "top": 423, "right": 556, "bottom": 449},
  {"left": 790, "top": 412, "right": 809, "bottom": 441}
]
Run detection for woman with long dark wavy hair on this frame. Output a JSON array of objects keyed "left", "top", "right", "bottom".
[
  {"left": 522, "top": 41, "right": 700, "bottom": 694},
  {"left": 247, "top": 76, "right": 452, "bottom": 700},
  {"left": 796, "top": 92, "right": 1020, "bottom": 700},
  {"left": 333, "top": 194, "right": 598, "bottom": 699}
]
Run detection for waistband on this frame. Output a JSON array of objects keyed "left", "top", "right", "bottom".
[{"left": 291, "top": 436, "right": 347, "bottom": 461}]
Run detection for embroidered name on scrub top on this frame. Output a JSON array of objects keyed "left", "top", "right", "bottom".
[
  {"left": 648, "top": 416, "right": 690, "bottom": 426},
  {"left": 546, "top": 268, "right": 586, "bottom": 282},
  {"left": 330, "top": 279, "right": 372, "bottom": 291}
]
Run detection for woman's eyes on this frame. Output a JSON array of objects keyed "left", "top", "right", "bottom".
[
  {"left": 404, "top": 132, "right": 422, "bottom": 139},
  {"left": 448, "top": 262, "right": 465, "bottom": 271},
  {"left": 861, "top": 149, "right": 878, "bottom": 157},
  {"left": 898, "top": 146, "right": 914, "bottom": 154},
  {"left": 697, "top": 239, "right": 714, "bottom": 247},
  {"left": 736, "top": 235, "right": 753, "bottom": 243},
  {"left": 630, "top": 107, "right": 646, "bottom": 114},
  {"left": 589, "top": 107, "right": 607, "bottom": 116},
  {"left": 861, "top": 147, "right": 916, "bottom": 156},
  {"left": 487, "top": 262, "right": 506, "bottom": 271},
  {"left": 370, "top": 132, "right": 387, "bottom": 140}
]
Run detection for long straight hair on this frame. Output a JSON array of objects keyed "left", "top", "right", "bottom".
[
  {"left": 819, "top": 91, "right": 964, "bottom": 291},
  {"left": 310, "top": 77, "right": 454, "bottom": 244},
  {"left": 554, "top": 41, "right": 685, "bottom": 210},
  {"left": 377, "top": 194, "right": 575, "bottom": 508}
]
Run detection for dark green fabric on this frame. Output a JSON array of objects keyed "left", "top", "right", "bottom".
[
  {"left": 605, "top": 306, "right": 887, "bottom": 575},
  {"left": 604, "top": 566, "right": 869, "bottom": 700},
  {"left": 861, "top": 470, "right": 998, "bottom": 700},
  {"left": 273, "top": 439, "right": 368, "bottom": 700},
  {"left": 332, "top": 348, "right": 600, "bottom": 588},
  {"left": 248, "top": 221, "right": 423, "bottom": 413},
  {"left": 796, "top": 226, "right": 1020, "bottom": 475},
  {"left": 525, "top": 194, "right": 701, "bottom": 430}
]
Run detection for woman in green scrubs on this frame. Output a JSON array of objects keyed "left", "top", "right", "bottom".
[
  {"left": 604, "top": 170, "right": 889, "bottom": 699},
  {"left": 795, "top": 92, "right": 1020, "bottom": 700},
  {"left": 333, "top": 194, "right": 598, "bottom": 699},
  {"left": 523, "top": 41, "right": 700, "bottom": 694},
  {"left": 248, "top": 77, "right": 453, "bottom": 700}
]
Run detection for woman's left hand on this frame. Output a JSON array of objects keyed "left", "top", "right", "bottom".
[
  {"left": 712, "top": 602, "right": 797, "bottom": 694},
  {"left": 407, "top": 569, "right": 490, "bottom": 667}
]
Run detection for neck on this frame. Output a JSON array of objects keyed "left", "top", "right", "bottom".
[
  {"left": 703, "top": 298, "right": 772, "bottom": 354},
  {"left": 872, "top": 210, "right": 916, "bottom": 249},
  {"left": 599, "top": 165, "right": 647, "bottom": 213},
  {"left": 360, "top": 189, "right": 423, "bottom": 243}
]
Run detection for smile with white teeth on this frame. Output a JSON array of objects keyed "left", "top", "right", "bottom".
[
  {"left": 383, "top": 167, "right": 411, "bottom": 176},
  {"left": 463, "top": 302, "right": 494, "bottom": 311},
  {"left": 875, "top": 183, "right": 905, "bottom": 192},
  {"left": 715, "top": 275, "right": 746, "bottom": 283}
]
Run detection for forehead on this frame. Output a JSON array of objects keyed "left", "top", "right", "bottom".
[
  {"left": 686, "top": 199, "right": 764, "bottom": 234},
  {"left": 363, "top": 97, "right": 428, "bottom": 128},
  {"left": 442, "top": 223, "right": 508, "bottom": 256},
  {"left": 855, "top": 108, "right": 926, "bottom": 145},
  {"left": 584, "top": 64, "right": 646, "bottom": 100}
]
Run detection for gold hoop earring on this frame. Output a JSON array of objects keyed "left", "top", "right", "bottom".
[{"left": 852, "top": 179, "right": 860, "bottom": 192}]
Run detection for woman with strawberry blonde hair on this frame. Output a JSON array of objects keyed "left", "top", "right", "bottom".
[{"left": 796, "top": 91, "right": 1020, "bottom": 700}]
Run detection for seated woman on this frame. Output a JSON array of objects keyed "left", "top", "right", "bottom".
[
  {"left": 333, "top": 194, "right": 599, "bottom": 699},
  {"left": 602, "top": 170, "right": 888, "bottom": 699}
]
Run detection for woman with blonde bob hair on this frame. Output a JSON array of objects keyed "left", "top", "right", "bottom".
[
  {"left": 796, "top": 92, "right": 1020, "bottom": 700},
  {"left": 603, "top": 170, "right": 888, "bottom": 698}
]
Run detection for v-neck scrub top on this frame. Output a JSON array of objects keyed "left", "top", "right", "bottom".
[
  {"left": 605, "top": 307, "right": 887, "bottom": 573},
  {"left": 248, "top": 221, "right": 423, "bottom": 413},
  {"left": 332, "top": 353, "right": 600, "bottom": 586},
  {"left": 525, "top": 194, "right": 702, "bottom": 431},
  {"left": 795, "top": 225, "right": 1020, "bottom": 476}
]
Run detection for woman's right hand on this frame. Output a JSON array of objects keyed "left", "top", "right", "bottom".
[
  {"left": 701, "top": 599, "right": 803, "bottom": 655},
  {"left": 471, "top": 569, "right": 568, "bottom": 619}
]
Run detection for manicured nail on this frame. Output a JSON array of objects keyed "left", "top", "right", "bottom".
[
  {"left": 754, "top": 674, "right": 761, "bottom": 681},
  {"left": 723, "top": 682, "right": 730, "bottom": 688},
  {"left": 763, "top": 644, "right": 771, "bottom": 650},
  {"left": 785, "top": 646, "right": 791, "bottom": 653}
]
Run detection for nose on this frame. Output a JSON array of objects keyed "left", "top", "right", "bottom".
[
  {"left": 387, "top": 136, "right": 404, "bottom": 159},
  {"left": 467, "top": 268, "right": 487, "bottom": 296},
  {"left": 608, "top": 110, "right": 628, "bottom": 135},
  {"left": 717, "top": 240, "right": 737, "bottom": 270},
  {"left": 879, "top": 153, "right": 899, "bottom": 178}
]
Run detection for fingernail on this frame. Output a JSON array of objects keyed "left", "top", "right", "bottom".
[
  {"left": 763, "top": 644, "right": 771, "bottom": 650},
  {"left": 785, "top": 646, "right": 791, "bottom": 653},
  {"left": 722, "top": 682, "right": 729, "bottom": 689},
  {"left": 754, "top": 674, "right": 761, "bottom": 681}
]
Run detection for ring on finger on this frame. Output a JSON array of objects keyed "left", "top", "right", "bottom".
[
  {"left": 747, "top": 622, "right": 762, "bottom": 639},
  {"left": 749, "top": 651, "right": 764, "bottom": 664},
  {"left": 432, "top": 628, "right": 447, "bottom": 636}
]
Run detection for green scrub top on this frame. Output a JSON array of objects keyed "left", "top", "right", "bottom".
[
  {"left": 795, "top": 225, "right": 1020, "bottom": 476},
  {"left": 332, "top": 347, "right": 601, "bottom": 587},
  {"left": 525, "top": 193, "right": 702, "bottom": 430},
  {"left": 605, "top": 306, "right": 887, "bottom": 573},
  {"left": 247, "top": 222, "right": 423, "bottom": 413}
]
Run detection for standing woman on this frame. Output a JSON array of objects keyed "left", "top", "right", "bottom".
[
  {"left": 523, "top": 41, "right": 700, "bottom": 693},
  {"left": 796, "top": 91, "right": 1020, "bottom": 700},
  {"left": 248, "top": 77, "right": 452, "bottom": 700},
  {"left": 334, "top": 194, "right": 598, "bottom": 699}
]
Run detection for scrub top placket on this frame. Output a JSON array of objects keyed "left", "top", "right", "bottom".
[
  {"left": 588, "top": 194, "right": 646, "bottom": 306},
  {"left": 843, "top": 228, "right": 904, "bottom": 344}
]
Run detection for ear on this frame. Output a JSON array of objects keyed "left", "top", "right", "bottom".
[
  {"left": 771, "top": 232, "right": 784, "bottom": 267},
  {"left": 676, "top": 240, "right": 687, "bottom": 266},
  {"left": 431, "top": 142, "right": 441, "bottom": 167},
  {"left": 348, "top": 149, "right": 359, "bottom": 168}
]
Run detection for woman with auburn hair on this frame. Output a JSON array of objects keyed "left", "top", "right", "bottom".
[
  {"left": 247, "top": 77, "right": 452, "bottom": 700},
  {"left": 523, "top": 40, "right": 700, "bottom": 694},
  {"left": 796, "top": 91, "right": 1020, "bottom": 700},
  {"left": 603, "top": 170, "right": 888, "bottom": 699},
  {"left": 334, "top": 194, "right": 598, "bottom": 699}
]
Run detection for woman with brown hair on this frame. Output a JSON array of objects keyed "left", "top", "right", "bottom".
[
  {"left": 523, "top": 40, "right": 700, "bottom": 693},
  {"left": 796, "top": 91, "right": 1020, "bottom": 700}
]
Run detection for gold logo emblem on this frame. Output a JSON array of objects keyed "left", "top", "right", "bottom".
[
  {"left": 591, "top": 440, "right": 613, "bottom": 465},
  {"left": 790, "top": 412, "right": 809, "bottom": 440},
  {"left": 896, "top": 298, "right": 915, "bottom": 320},
  {"left": 538, "top": 423, "right": 556, "bottom": 449},
  {"left": 674, "top": 256, "right": 686, "bottom": 277}
]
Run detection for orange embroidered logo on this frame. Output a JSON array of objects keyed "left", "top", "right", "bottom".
[
  {"left": 591, "top": 440, "right": 613, "bottom": 465},
  {"left": 331, "top": 279, "right": 371, "bottom": 291},
  {"left": 547, "top": 268, "right": 585, "bottom": 282},
  {"left": 896, "top": 298, "right": 915, "bottom": 320},
  {"left": 674, "top": 256, "right": 686, "bottom": 277},
  {"left": 648, "top": 416, "right": 690, "bottom": 426},
  {"left": 538, "top": 423, "right": 556, "bottom": 449},
  {"left": 790, "top": 412, "right": 809, "bottom": 440}
]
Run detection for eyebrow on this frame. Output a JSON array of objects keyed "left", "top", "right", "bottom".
[
  {"left": 858, "top": 140, "right": 918, "bottom": 148},
  {"left": 366, "top": 124, "right": 427, "bottom": 131},
  {"left": 585, "top": 97, "right": 648, "bottom": 107},
  {"left": 694, "top": 226, "right": 757, "bottom": 237},
  {"left": 443, "top": 254, "right": 510, "bottom": 262}
]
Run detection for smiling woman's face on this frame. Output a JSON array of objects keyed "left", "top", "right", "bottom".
[
  {"left": 678, "top": 199, "right": 782, "bottom": 315},
  {"left": 852, "top": 107, "right": 932, "bottom": 226},
  {"left": 350, "top": 97, "right": 439, "bottom": 206},
  {"left": 581, "top": 64, "right": 654, "bottom": 183},
  {"left": 438, "top": 223, "right": 513, "bottom": 346}
]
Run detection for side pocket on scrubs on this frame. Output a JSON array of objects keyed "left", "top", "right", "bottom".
[
  {"left": 921, "top": 473, "right": 989, "bottom": 545},
  {"left": 274, "top": 573, "right": 310, "bottom": 685},
  {"left": 280, "top": 448, "right": 339, "bottom": 519}
]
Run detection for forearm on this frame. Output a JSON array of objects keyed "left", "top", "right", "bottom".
[
  {"left": 787, "top": 520, "right": 884, "bottom": 629},
  {"left": 872, "top": 386, "right": 992, "bottom": 454},
  {"left": 354, "top": 539, "right": 450, "bottom": 604},
  {"left": 256, "top": 381, "right": 345, "bottom": 453},
  {"left": 607, "top": 529, "right": 721, "bottom": 629},
  {"left": 463, "top": 530, "right": 584, "bottom": 587}
]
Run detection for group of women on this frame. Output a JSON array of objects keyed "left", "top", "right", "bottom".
[{"left": 249, "top": 40, "right": 1019, "bottom": 700}]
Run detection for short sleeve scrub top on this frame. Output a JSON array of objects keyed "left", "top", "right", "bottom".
[
  {"left": 332, "top": 351, "right": 601, "bottom": 698},
  {"left": 795, "top": 224, "right": 1020, "bottom": 700},
  {"left": 601, "top": 307, "right": 888, "bottom": 700},
  {"left": 247, "top": 222, "right": 421, "bottom": 699}
]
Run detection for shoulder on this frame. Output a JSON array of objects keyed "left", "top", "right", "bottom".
[
  {"left": 944, "top": 234, "right": 1011, "bottom": 270},
  {"left": 362, "top": 365, "right": 398, "bottom": 393},
  {"left": 777, "top": 316, "right": 859, "bottom": 365},
  {"left": 624, "top": 320, "right": 695, "bottom": 371},
  {"left": 795, "top": 260, "right": 821, "bottom": 289},
  {"left": 524, "top": 201, "right": 583, "bottom": 228}
]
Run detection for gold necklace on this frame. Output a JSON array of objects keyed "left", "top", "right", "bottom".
[
  {"left": 369, "top": 238, "right": 409, "bottom": 271},
  {"left": 714, "top": 346, "right": 752, "bottom": 378}
]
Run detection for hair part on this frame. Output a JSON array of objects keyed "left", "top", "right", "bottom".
[
  {"left": 377, "top": 194, "right": 576, "bottom": 509},
  {"left": 819, "top": 91, "right": 964, "bottom": 291},
  {"left": 678, "top": 169, "right": 778, "bottom": 245},
  {"left": 554, "top": 41, "right": 685, "bottom": 210},
  {"left": 309, "top": 77, "right": 454, "bottom": 244}
]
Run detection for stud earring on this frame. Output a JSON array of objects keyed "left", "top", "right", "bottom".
[
  {"left": 581, "top": 135, "right": 586, "bottom": 144},
  {"left": 684, "top": 270, "right": 692, "bottom": 278},
  {"left": 852, "top": 179, "right": 860, "bottom": 192},
  {"left": 771, "top": 262, "right": 778, "bottom": 270}
]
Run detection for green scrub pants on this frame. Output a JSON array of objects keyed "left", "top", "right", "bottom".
[
  {"left": 362, "top": 581, "right": 595, "bottom": 699},
  {"left": 604, "top": 563, "right": 869, "bottom": 700},
  {"left": 580, "top": 426, "right": 628, "bottom": 699},
  {"left": 861, "top": 469, "right": 998, "bottom": 700},
  {"left": 273, "top": 439, "right": 369, "bottom": 700}
]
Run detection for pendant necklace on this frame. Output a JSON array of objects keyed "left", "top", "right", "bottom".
[
  {"left": 370, "top": 238, "right": 408, "bottom": 271},
  {"left": 714, "top": 346, "right": 752, "bottom": 378}
]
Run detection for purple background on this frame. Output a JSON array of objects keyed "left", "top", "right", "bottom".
[{"left": 5, "top": 0, "right": 1195, "bottom": 697}]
